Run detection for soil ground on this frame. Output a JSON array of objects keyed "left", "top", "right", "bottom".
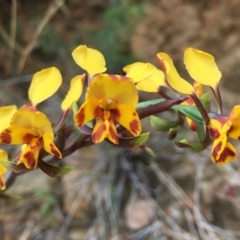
[{"left": 1, "top": 1, "right": 240, "bottom": 239}]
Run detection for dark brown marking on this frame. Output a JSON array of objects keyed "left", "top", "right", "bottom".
[
  {"left": 111, "top": 109, "right": 121, "bottom": 120},
  {"left": 215, "top": 146, "right": 236, "bottom": 164},
  {"left": 23, "top": 151, "right": 36, "bottom": 169},
  {"left": 50, "top": 143, "right": 61, "bottom": 158},
  {"left": 129, "top": 119, "right": 140, "bottom": 135},
  {"left": 92, "top": 123, "right": 107, "bottom": 143},
  {"left": 0, "top": 129, "right": 12, "bottom": 144},
  {"left": 109, "top": 125, "right": 119, "bottom": 144},
  {"left": 190, "top": 121, "right": 197, "bottom": 131},
  {"left": 212, "top": 141, "right": 222, "bottom": 159},
  {"left": 209, "top": 128, "right": 220, "bottom": 139},
  {"left": 75, "top": 108, "right": 85, "bottom": 126},
  {"left": 94, "top": 106, "right": 102, "bottom": 117},
  {"left": 23, "top": 133, "right": 34, "bottom": 143}
]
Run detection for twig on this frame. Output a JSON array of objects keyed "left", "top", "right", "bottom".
[
  {"left": 7, "top": 0, "right": 17, "bottom": 76},
  {"left": 17, "top": 0, "right": 65, "bottom": 75},
  {"left": 19, "top": 220, "right": 34, "bottom": 240},
  {"left": 102, "top": 156, "right": 119, "bottom": 239},
  {"left": 126, "top": 221, "right": 162, "bottom": 240},
  {"left": 0, "top": 74, "right": 32, "bottom": 86},
  {"left": 0, "top": 24, "right": 23, "bottom": 54},
  {"left": 121, "top": 157, "right": 195, "bottom": 240},
  {"left": 193, "top": 158, "right": 214, "bottom": 239}
]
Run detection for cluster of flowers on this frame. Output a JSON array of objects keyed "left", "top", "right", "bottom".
[{"left": 1, "top": 45, "right": 240, "bottom": 191}]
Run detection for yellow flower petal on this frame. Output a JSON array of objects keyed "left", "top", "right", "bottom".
[
  {"left": 124, "top": 62, "right": 166, "bottom": 92},
  {"left": 0, "top": 105, "right": 17, "bottom": 132},
  {"left": 87, "top": 74, "right": 138, "bottom": 109},
  {"left": 0, "top": 149, "right": 8, "bottom": 190},
  {"left": 136, "top": 69, "right": 166, "bottom": 92},
  {"left": 42, "top": 134, "right": 62, "bottom": 159},
  {"left": 184, "top": 48, "right": 222, "bottom": 89},
  {"left": 113, "top": 104, "right": 141, "bottom": 136},
  {"left": 0, "top": 126, "right": 37, "bottom": 144},
  {"left": 72, "top": 45, "right": 106, "bottom": 76},
  {"left": 61, "top": 74, "right": 85, "bottom": 111},
  {"left": 74, "top": 98, "right": 100, "bottom": 127},
  {"left": 229, "top": 104, "right": 240, "bottom": 120},
  {"left": 185, "top": 117, "right": 197, "bottom": 131},
  {"left": 19, "top": 138, "right": 43, "bottom": 169},
  {"left": 209, "top": 117, "right": 229, "bottom": 137},
  {"left": 211, "top": 139, "right": 236, "bottom": 164},
  {"left": 91, "top": 117, "right": 109, "bottom": 143},
  {"left": 28, "top": 67, "right": 62, "bottom": 106},
  {"left": 10, "top": 105, "right": 54, "bottom": 137},
  {"left": 157, "top": 53, "right": 194, "bottom": 94},
  {"left": 193, "top": 82, "right": 203, "bottom": 97},
  {"left": 227, "top": 105, "right": 240, "bottom": 139},
  {"left": 211, "top": 134, "right": 227, "bottom": 161},
  {"left": 123, "top": 62, "right": 157, "bottom": 83},
  {"left": 107, "top": 118, "right": 118, "bottom": 144}
]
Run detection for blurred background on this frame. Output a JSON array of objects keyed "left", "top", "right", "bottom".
[{"left": 1, "top": 0, "right": 240, "bottom": 239}]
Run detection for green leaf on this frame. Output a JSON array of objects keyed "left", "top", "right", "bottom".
[
  {"left": 117, "top": 132, "right": 150, "bottom": 149},
  {"left": 71, "top": 101, "right": 79, "bottom": 114},
  {"left": 175, "top": 138, "right": 212, "bottom": 152},
  {"left": 38, "top": 160, "right": 73, "bottom": 177},
  {"left": 136, "top": 99, "right": 165, "bottom": 111},
  {"left": 200, "top": 92, "right": 211, "bottom": 111},
  {"left": 144, "top": 146, "right": 155, "bottom": 157},
  {"left": 172, "top": 105, "right": 203, "bottom": 124},
  {"left": 168, "top": 128, "right": 177, "bottom": 140},
  {"left": 0, "top": 192, "right": 21, "bottom": 200},
  {"left": 196, "top": 122, "right": 207, "bottom": 142},
  {"left": 0, "top": 160, "right": 28, "bottom": 173},
  {"left": 150, "top": 115, "right": 179, "bottom": 131}
]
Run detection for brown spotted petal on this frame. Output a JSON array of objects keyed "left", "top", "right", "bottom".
[
  {"left": 19, "top": 138, "right": 43, "bottom": 169},
  {"left": 107, "top": 118, "right": 118, "bottom": 144},
  {"left": 0, "top": 126, "right": 37, "bottom": 144},
  {"left": 113, "top": 104, "right": 141, "bottom": 137},
  {"left": 42, "top": 134, "right": 62, "bottom": 159},
  {"left": 74, "top": 98, "right": 100, "bottom": 127},
  {"left": 211, "top": 135, "right": 236, "bottom": 164},
  {"left": 92, "top": 117, "right": 109, "bottom": 143}
]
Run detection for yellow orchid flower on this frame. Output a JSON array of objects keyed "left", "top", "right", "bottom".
[
  {"left": 0, "top": 149, "right": 8, "bottom": 190},
  {"left": 0, "top": 105, "right": 62, "bottom": 169},
  {"left": 157, "top": 52, "right": 194, "bottom": 95},
  {"left": 123, "top": 62, "right": 166, "bottom": 92},
  {"left": 157, "top": 48, "right": 221, "bottom": 96},
  {"left": 74, "top": 74, "right": 141, "bottom": 144},
  {"left": 0, "top": 105, "right": 17, "bottom": 132},
  {"left": 61, "top": 74, "right": 85, "bottom": 111},
  {"left": 209, "top": 105, "right": 240, "bottom": 164},
  {"left": 29, "top": 67, "right": 62, "bottom": 107},
  {"left": 72, "top": 45, "right": 106, "bottom": 78}
]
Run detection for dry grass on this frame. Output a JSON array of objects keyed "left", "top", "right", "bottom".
[
  {"left": 1, "top": 1, "right": 240, "bottom": 239},
  {"left": 1, "top": 133, "right": 240, "bottom": 240}
]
